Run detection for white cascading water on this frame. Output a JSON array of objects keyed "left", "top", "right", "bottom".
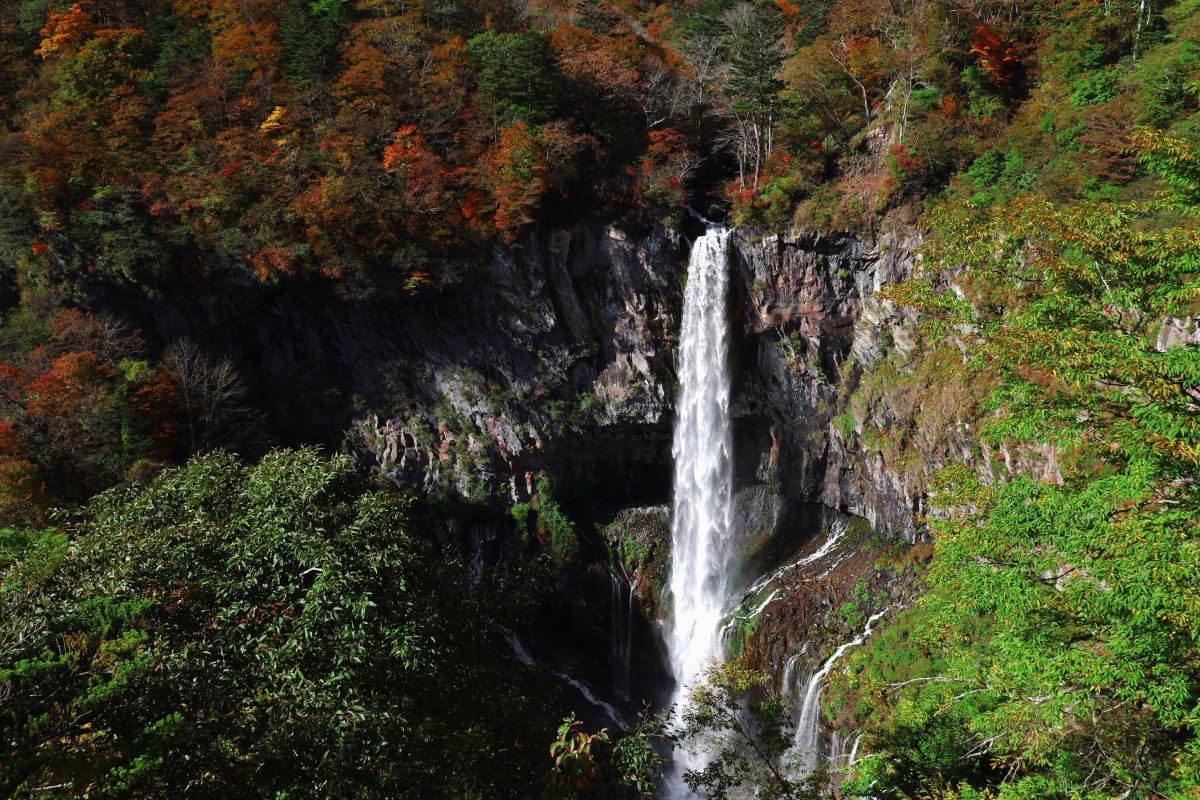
[
  {"left": 504, "top": 631, "right": 626, "bottom": 727},
  {"left": 665, "top": 226, "right": 735, "bottom": 791},
  {"left": 610, "top": 577, "right": 634, "bottom": 701},
  {"left": 791, "top": 608, "right": 889, "bottom": 775}
]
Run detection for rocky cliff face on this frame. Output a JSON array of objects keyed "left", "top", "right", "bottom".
[
  {"left": 95, "top": 221, "right": 687, "bottom": 511},
  {"left": 94, "top": 215, "right": 959, "bottom": 733},
  {"left": 721, "top": 227, "right": 939, "bottom": 776},
  {"left": 343, "top": 221, "right": 688, "bottom": 508},
  {"left": 97, "top": 214, "right": 943, "bottom": 549},
  {"left": 93, "top": 221, "right": 689, "bottom": 722},
  {"left": 728, "top": 226, "right": 927, "bottom": 549}
]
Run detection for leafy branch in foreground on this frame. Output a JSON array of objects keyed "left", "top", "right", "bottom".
[
  {"left": 669, "top": 658, "right": 827, "bottom": 800},
  {"left": 544, "top": 711, "right": 664, "bottom": 799}
]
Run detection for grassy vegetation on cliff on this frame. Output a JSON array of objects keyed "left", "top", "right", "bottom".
[{"left": 832, "top": 131, "right": 1200, "bottom": 798}]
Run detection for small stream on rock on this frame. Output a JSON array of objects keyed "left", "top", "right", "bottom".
[{"left": 790, "top": 608, "right": 889, "bottom": 776}]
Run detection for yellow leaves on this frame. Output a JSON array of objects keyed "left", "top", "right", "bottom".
[
  {"left": 1147, "top": 433, "right": 1200, "bottom": 467},
  {"left": 258, "top": 106, "right": 295, "bottom": 147},
  {"left": 259, "top": 106, "right": 288, "bottom": 136},
  {"left": 35, "top": 2, "right": 95, "bottom": 58},
  {"left": 1130, "top": 128, "right": 1200, "bottom": 171}
]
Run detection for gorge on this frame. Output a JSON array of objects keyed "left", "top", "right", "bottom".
[
  {"left": 92, "top": 217, "right": 929, "bottom": 789},
  {"left": 2, "top": 0, "right": 1197, "bottom": 793},
  {"left": 5, "top": 194, "right": 1198, "bottom": 796}
]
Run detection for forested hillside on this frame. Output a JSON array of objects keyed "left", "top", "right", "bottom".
[
  {"left": 0, "top": 0, "right": 1198, "bottom": 796},
  {"left": 1, "top": 0, "right": 1195, "bottom": 286},
  {"left": 824, "top": 130, "right": 1200, "bottom": 799}
]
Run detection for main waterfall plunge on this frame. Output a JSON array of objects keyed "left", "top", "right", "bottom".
[
  {"left": 665, "top": 226, "right": 734, "bottom": 790},
  {"left": 660, "top": 226, "right": 880, "bottom": 793},
  {"left": 660, "top": 229, "right": 880, "bottom": 794}
]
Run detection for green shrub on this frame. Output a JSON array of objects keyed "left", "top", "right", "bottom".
[
  {"left": 531, "top": 474, "right": 578, "bottom": 560},
  {"left": 1069, "top": 67, "right": 1122, "bottom": 107},
  {"left": 966, "top": 151, "right": 1003, "bottom": 186},
  {"left": 1054, "top": 123, "right": 1088, "bottom": 151},
  {"left": 909, "top": 86, "right": 941, "bottom": 112},
  {"left": 832, "top": 408, "right": 855, "bottom": 440}
]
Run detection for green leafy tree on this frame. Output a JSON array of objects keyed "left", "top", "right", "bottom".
[
  {"left": 0, "top": 448, "right": 555, "bottom": 798},
  {"left": 468, "top": 30, "right": 558, "bottom": 126},
  {"left": 859, "top": 130, "right": 1200, "bottom": 797},
  {"left": 719, "top": 2, "right": 786, "bottom": 190},
  {"left": 669, "top": 657, "right": 828, "bottom": 799}
]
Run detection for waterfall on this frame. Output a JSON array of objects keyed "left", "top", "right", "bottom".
[
  {"left": 846, "top": 732, "right": 865, "bottom": 772},
  {"left": 791, "top": 609, "right": 889, "bottom": 776},
  {"left": 665, "top": 226, "right": 734, "bottom": 791},
  {"left": 626, "top": 587, "right": 635, "bottom": 696},
  {"left": 610, "top": 576, "right": 634, "bottom": 701},
  {"left": 732, "top": 518, "right": 849, "bottom": 613}
]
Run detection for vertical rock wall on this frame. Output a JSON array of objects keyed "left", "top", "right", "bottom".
[{"left": 729, "top": 227, "right": 927, "bottom": 546}]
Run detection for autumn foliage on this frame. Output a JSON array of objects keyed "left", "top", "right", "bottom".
[
  {"left": 34, "top": 3, "right": 95, "bottom": 57},
  {"left": 485, "top": 122, "right": 549, "bottom": 241},
  {"left": 0, "top": 0, "right": 1193, "bottom": 267},
  {"left": 0, "top": 308, "right": 225, "bottom": 524},
  {"left": 634, "top": 127, "right": 697, "bottom": 213},
  {"left": 0, "top": 0, "right": 719, "bottom": 289},
  {"left": 969, "top": 25, "right": 1021, "bottom": 85}
]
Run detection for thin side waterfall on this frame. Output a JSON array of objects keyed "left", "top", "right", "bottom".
[
  {"left": 665, "top": 226, "right": 734, "bottom": 791},
  {"left": 610, "top": 576, "right": 633, "bottom": 701},
  {"left": 791, "top": 609, "right": 889, "bottom": 776},
  {"left": 503, "top": 630, "right": 626, "bottom": 728},
  {"left": 731, "top": 519, "right": 849, "bottom": 616}
]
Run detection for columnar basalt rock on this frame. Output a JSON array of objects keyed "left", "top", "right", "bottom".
[{"left": 94, "top": 221, "right": 687, "bottom": 504}]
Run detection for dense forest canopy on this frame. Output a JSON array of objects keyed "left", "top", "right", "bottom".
[
  {"left": 1, "top": 450, "right": 567, "bottom": 797},
  {"left": 0, "top": 0, "right": 1195, "bottom": 288}
]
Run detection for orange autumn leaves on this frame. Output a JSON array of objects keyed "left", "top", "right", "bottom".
[
  {"left": 382, "top": 125, "right": 464, "bottom": 223},
  {"left": 380, "top": 120, "right": 551, "bottom": 243},
  {"left": 15, "top": 0, "right": 705, "bottom": 287},
  {"left": 969, "top": 24, "right": 1021, "bottom": 85},
  {"left": 34, "top": 3, "right": 95, "bottom": 57},
  {"left": 634, "top": 127, "right": 694, "bottom": 208},
  {"left": 0, "top": 309, "right": 188, "bottom": 521},
  {"left": 489, "top": 122, "right": 555, "bottom": 240}
]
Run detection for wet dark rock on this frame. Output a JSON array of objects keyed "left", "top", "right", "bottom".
[{"left": 91, "top": 221, "right": 686, "bottom": 507}]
